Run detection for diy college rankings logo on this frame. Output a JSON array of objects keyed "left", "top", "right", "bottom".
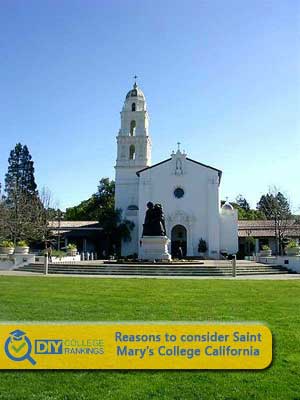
[
  {"left": 1, "top": 325, "right": 105, "bottom": 368},
  {"left": 5, "top": 329, "right": 36, "bottom": 366}
]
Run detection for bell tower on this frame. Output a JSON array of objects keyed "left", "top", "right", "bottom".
[
  {"left": 115, "top": 81, "right": 151, "bottom": 172},
  {"left": 115, "top": 81, "right": 152, "bottom": 255}
]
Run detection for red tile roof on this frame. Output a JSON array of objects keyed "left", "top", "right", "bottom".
[{"left": 238, "top": 220, "right": 300, "bottom": 237}]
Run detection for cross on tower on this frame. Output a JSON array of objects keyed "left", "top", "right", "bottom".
[
  {"left": 133, "top": 75, "right": 138, "bottom": 82},
  {"left": 177, "top": 142, "right": 181, "bottom": 151}
]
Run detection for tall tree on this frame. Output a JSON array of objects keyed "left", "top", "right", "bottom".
[
  {"left": 5, "top": 143, "right": 37, "bottom": 197},
  {"left": 3, "top": 143, "right": 38, "bottom": 243},
  {"left": 236, "top": 194, "right": 250, "bottom": 212},
  {"left": 257, "top": 188, "right": 292, "bottom": 255}
]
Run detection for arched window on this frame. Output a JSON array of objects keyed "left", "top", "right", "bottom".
[
  {"left": 129, "top": 145, "right": 136, "bottom": 160},
  {"left": 130, "top": 120, "right": 136, "bottom": 136},
  {"left": 131, "top": 103, "right": 136, "bottom": 112}
]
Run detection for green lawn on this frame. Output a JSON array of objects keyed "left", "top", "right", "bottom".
[{"left": 0, "top": 276, "right": 299, "bottom": 400}]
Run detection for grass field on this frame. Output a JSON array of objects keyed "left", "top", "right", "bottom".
[{"left": 0, "top": 276, "right": 299, "bottom": 400}]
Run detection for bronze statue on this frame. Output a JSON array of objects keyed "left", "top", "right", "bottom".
[{"left": 142, "top": 202, "right": 166, "bottom": 236}]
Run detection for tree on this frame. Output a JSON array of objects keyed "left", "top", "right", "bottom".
[
  {"left": 237, "top": 207, "right": 265, "bottom": 220},
  {"left": 65, "top": 178, "right": 133, "bottom": 256},
  {"left": 33, "top": 187, "right": 56, "bottom": 247},
  {"left": 0, "top": 183, "right": 10, "bottom": 241},
  {"left": 3, "top": 144, "right": 39, "bottom": 244},
  {"left": 5, "top": 143, "right": 37, "bottom": 197},
  {"left": 221, "top": 199, "right": 265, "bottom": 220},
  {"left": 2, "top": 144, "right": 60, "bottom": 247},
  {"left": 65, "top": 178, "right": 115, "bottom": 221},
  {"left": 96, "top": 178, "right": 115, "bottom": 209},
  {"left": 234, "top": 195, "right": 265, "bottom": 220},
  {"left": 257, "top": 188, "right": 292, "bottom": 255},
  {"left": 236, "top": 195, "right": 250, "bottom": 212},
  {"left": 98, "top": 208, "right": 134, "bottom": 256},
  {"left": 198, "top": 238, "right": 207, "bottom": 253},
  {"left": 0, "top": 184, "right": 57, "bottom": 247}
]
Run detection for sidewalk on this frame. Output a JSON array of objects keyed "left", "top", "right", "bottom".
[{"left": 1, "top": 270, "right": 299, "bottom": 280}]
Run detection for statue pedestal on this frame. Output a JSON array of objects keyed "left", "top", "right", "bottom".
[{"left": 140, "top": 236, "right": 171, "bottom": 261}]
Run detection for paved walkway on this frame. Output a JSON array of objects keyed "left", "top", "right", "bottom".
[{"left": 1, "top": 270, "right": 299, "bottom": 280}]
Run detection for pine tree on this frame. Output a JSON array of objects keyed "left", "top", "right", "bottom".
[
  {"left": 236, "top": 194, "right": 250, "bottom": 212},
  {"left": 5, "top": 143, "right": 37, "bottom": 197},
  {"left": 4, "top": 144, "right": 38, "bottom": 243},
  {"left": 257, "top": 189, "right": 292, "bottom": 254}
]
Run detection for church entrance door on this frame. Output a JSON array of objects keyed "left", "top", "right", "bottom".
[{"left": 171, "top": 225, "right": 187, "bottom": 258}]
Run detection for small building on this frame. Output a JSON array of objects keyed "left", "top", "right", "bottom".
[
  {"left": 49, "top": 221, "right": 104, "bottom": 256},
  {"left": 49, "top": 219, "right": 300, "bottom": 259},
  {"left": 238, "top": 220, "right": 300, "bottom": 257}
]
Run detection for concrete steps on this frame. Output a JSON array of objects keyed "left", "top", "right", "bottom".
[{"left": 15, "top": 262, "right": 293, "bottom": 276}]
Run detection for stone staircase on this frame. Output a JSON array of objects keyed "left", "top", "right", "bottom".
[{"left": 15, "top": 260, "right": 293, "bottom": 277}]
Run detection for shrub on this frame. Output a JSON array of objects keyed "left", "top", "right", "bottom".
[
  {"left": 198, "top": 238, "right": 207, "bottom": 253},
  {"left": 67, "top": 243, "right": 77, "bottom": 250},
  {"left": 262, "top": 245, "right": 270, "bottom": 251},
  {"left": 17, "top": 240, "right": 28, "bottom": 247},
  {"left": 51, "top": 250, "right": 67, "bottom": 257},
  {"left": 0, "top": 240, "right": 14, "bottom": 248},
  {"left": 286, "top": 240, "right": 299, "bottom": 249}
]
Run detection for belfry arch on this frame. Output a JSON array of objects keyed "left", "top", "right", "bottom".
[
  {"left": 130, "top": 120, "right": 136, "bottom": 136},
  {"left": 129, "top": 144, "right": 136, "bottom": 160}
]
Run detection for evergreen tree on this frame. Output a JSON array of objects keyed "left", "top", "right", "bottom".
[
  {"left": 236, "top": 194, "right": 250, "bottom": 212},
  {"left": 257, "top": 189, "right": 292, "bottom": 254},
  {"left": 257, "top": 192, "right": 290, "bottom": 220},
  {"left": 3, "top": 144, "right": 38, "bottom": 243},
  {"left": 5, "top": 143, "right": 37, "bottom": 197}
]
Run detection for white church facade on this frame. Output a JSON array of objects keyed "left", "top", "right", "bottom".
[{"left": 115, "top": 82, "right": 238, "bottom": 259}]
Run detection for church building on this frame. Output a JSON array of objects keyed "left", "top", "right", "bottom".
[{"left": 115, "top": 82, "right": 238, "bottom": 259}]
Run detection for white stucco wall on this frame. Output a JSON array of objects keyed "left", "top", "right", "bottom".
[
  {"left": 137, "top": 156, "right": 224, "bottom": 258},
  {"left": 259, "top": 256, "right": 300, "bottom": 273},
  {"left": 219, "top": 209, "right": 239, "bottom": 254},
  {"left": 115, "top": 167, "right": 140, "bottom": 256}
]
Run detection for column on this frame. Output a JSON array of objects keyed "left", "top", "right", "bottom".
[{"left": 255, "top": 239, "right": 259, "bottom": 255}]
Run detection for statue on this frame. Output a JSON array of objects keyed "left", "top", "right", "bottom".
[
  {"left": 140, "top": 202, "right": 171, "bottom": 260},
  {"left": 142, "top": 202, "right": 166, "bottom": 236},
  {"left": 175, "top": 158, "right": 183, "bottom": 175}
]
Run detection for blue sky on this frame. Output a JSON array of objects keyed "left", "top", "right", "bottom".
[{"left": 0, "top": 0, "right": 299, "bottom": 212}]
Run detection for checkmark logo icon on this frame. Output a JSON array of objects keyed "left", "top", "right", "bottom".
[
  {"left": 11, "top": 342, "right": 26, "bottom": 353},
  {"left": 5, "top": 329, "right": 37, "bottom": 365}
]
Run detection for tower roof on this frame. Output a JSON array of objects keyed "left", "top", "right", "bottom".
[
  {"left": 221, "top": 200, "right": 234, "bottom": 213},
  {"left": 126, "top": 82, "right": 145, "bottom": 100}
]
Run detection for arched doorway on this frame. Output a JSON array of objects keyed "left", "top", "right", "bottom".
[{"left": 171, "top": 225, "right": 187, "bottom": 258}]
